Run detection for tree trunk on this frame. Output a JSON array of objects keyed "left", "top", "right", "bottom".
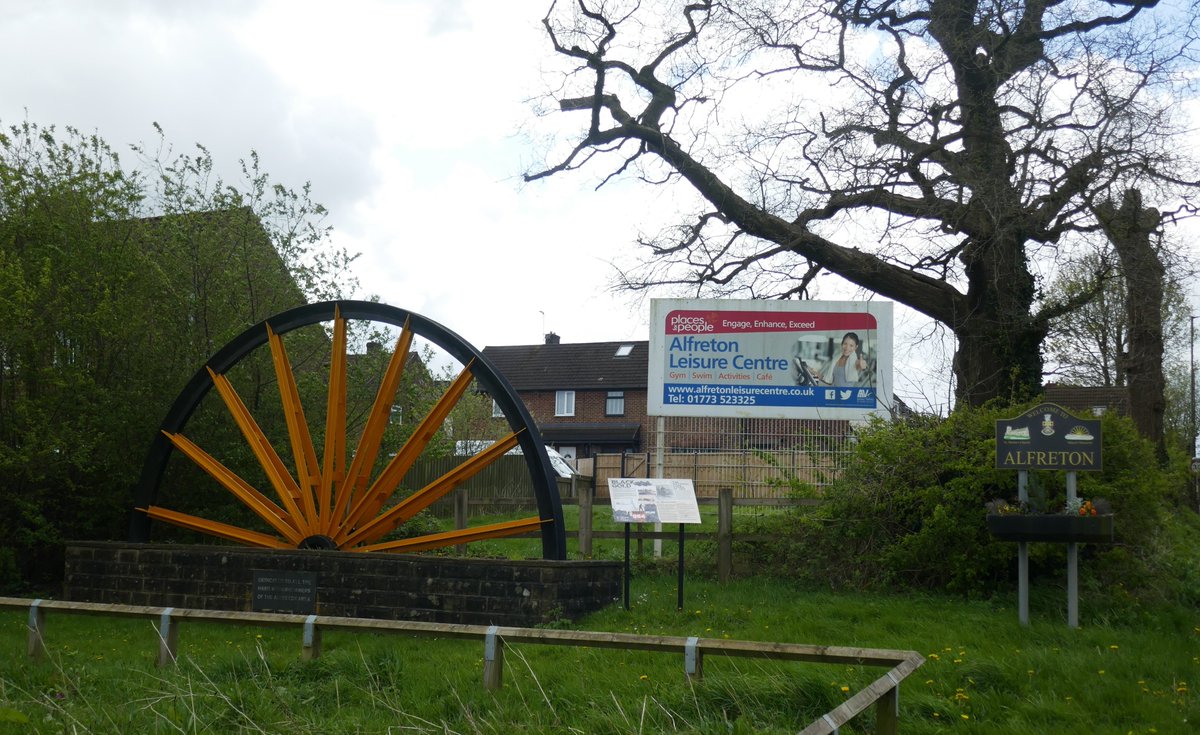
[
  {"left": 1096, "top": 189, "right": 1166, "bottom": 462},
  {"left": 954, "top": 317, "right": 1046, "bottom": 407},
  {"left": 953, "top": 217, "right": 1045, "bottom": 405}
]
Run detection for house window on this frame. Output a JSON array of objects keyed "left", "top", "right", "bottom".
[
  {"left": 555, "top": 390, "right": 575, "bottom": 416},
  {"left": 492, "top": 400, "right": 503, "bottom": 418},
  {"left": 606, "top": 391, "right": 625, "bottom": 416}
]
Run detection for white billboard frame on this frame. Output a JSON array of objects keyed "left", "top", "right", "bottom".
[{"left": 648, "top": 298, "right": 893, "bottom": 420}]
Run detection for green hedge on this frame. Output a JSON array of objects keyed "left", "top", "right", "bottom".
[{"left": 746, "top": 404, "right": 1197, "bottom": 608}]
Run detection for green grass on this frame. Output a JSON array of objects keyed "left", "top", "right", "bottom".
[{"left": 0, "top": 575, "right": 1195, "bottom": 734}]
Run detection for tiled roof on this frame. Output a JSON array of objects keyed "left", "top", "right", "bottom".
[
  {"left": 1043, "top": 383, "right": 1130, "bottom": 416},
  {"left": 481, "top": 341, "right": 648, "bottom": 390}
]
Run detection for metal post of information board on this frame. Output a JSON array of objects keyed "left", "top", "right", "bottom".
[
  {"left": 1018, "top": 470, "right": 1029, "bottom": 626},
  {"left": 624, "top": 522, "right": 631, "bottom": 611},
  {"left": 1066, "top": 471, "right": 1079, "bottom": 628},
  {"left": 654, "top": 416, "right": 665, "bottom": 558},
  {"left": 677, "top": 523, "right": 685, "bottom": 611}
]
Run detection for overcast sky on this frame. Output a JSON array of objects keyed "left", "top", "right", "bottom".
[
  {"left": 0, "top": 1, "right": 669, "bottom": 343},
  {"left": 5, "top": 1, "right": 1194, "bottom": 415}
]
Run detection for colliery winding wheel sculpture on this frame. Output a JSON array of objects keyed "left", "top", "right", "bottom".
[{"left": 129, "top": 300, "right": 566, "bottom": 560}]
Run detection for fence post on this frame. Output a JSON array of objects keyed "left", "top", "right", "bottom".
[
  {"left": 717, "top": 488, "right": 733, "bottom": 583},
  {"left": 156, "top": 608, "right": 179, "bottom": 667},
  {"left": 26, "top": 599, "right": 45, "bottom": 660},
  {"left": 483, "top": 626, "right": 504, "bottom": 691},
  {"left": 875, "top": 678, "right": 899, "bottom": 735},
  {"left": 579, "top": 479, "right": 593, "bottom": 557},
  {"left": 684, "top": 636, "right": 704, "bottom": 681},
  {"left": 455, "top": 487, "right": 469, "bottom": 555},
  {"left": 302, "top": 614, "right": 322, "bottom": 660}
]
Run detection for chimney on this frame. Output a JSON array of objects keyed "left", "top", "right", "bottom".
[{"left": 544, "top": 332, "right": 560, "bottom": 345}]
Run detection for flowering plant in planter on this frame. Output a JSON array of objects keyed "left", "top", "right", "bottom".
[{"left": 984, "top": 497, "right": 1114, "bottom": 543}]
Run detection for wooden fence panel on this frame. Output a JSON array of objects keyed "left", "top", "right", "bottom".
[{"left": 404, "top": 455, "right": 537, "bottom": 516}]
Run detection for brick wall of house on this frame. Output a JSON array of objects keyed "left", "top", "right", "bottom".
[
  {"left": 513, "top": 389, "right": 651, "bottom": 448},
  {"left": 63, "top": 543, "right": 622, "bottom": 627}
]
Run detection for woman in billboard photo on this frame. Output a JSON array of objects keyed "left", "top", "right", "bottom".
[{"left": 796, "top": 332, "right": 871, "bottom": 387}]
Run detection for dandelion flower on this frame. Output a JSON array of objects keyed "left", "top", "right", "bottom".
[
  {"left": 840, "top": 686, "right": 850, "bottom": 693},
  {"left": 639, "top": 675, "right": 649, "bottom": 681},
  {"left": 961, "top": 714, "right": 969, "bottom": 720}
]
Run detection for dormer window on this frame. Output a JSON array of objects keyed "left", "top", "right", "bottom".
[{"left": 615, "top": 344, "right": 634, "bottom": 357}]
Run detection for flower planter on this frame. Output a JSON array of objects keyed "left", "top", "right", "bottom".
[{"left": 986, "top": 514, "right": 1114, "bottom": 544}]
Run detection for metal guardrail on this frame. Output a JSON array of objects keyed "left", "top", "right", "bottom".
[{"left": 1, "top": 596, "right": 922, "bottom": 734}]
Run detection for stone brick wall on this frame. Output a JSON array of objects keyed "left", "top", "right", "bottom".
[{"left": 64, "top": 543, "right": 622, "bottom": 627}]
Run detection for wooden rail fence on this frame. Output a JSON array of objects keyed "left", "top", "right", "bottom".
[{"left": 1, "top": 596, "right": 922, "bottom": 735}]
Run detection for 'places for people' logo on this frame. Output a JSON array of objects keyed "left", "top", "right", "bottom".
[{"left": 668, "top": 313, "right": 715, "bottom": 333}]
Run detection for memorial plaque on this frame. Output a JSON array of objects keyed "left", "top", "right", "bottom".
[{"left": 252, "top": 570, "right": 317, "bottom": 614}]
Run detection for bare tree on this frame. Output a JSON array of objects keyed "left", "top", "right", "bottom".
[
  {"left": 1097, "top": 189, "right": 1168, "bottom": 458},
  {"left": 527, "top": 0, "right": 1200, "bottom": 406}
]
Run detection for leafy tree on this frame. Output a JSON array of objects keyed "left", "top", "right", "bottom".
[
  {"left": 527, "top": 0, "right": 1200, "bottom": 406},
  {"left": 0, "top": 121, "right": 354, "bottom": 586}
]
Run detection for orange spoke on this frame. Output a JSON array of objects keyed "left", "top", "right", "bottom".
[
  {"left": 141, "top": 505, "right": 292, "bottom": 549},
  {"left": 329, "top": 318, "right": 414, "bottom": 533},
  {"left": 267, "top": 325, "right": 320, "bottom": 530},
  {"left": 208, "top": 367, "right": 313, "bottom": 534},
  {"left": 341, "top": 432, "right": 521, "bottom": 547},
  {"left": 319, "top": 310, "right": 348, "bottom": 532},
  {"left": 356, "top": 516, "right": 546, "bottom": 554},
  {"left": 334, "top": 361, "right": 476, "bottom": 540},
  {"left": 162, "top": 431, "right": 304, "bottom": 544}
]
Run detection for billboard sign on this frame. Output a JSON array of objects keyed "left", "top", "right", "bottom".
[{"left": 649, "top": 299, "right": 893, "bottom": 419}]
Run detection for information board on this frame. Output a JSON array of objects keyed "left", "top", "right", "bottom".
[
  {"left": 648, "top": 298, "right": 893, "bottom": 419},
  {"left": 607, "top": 478, "right": 701, "bottom": 524}
]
